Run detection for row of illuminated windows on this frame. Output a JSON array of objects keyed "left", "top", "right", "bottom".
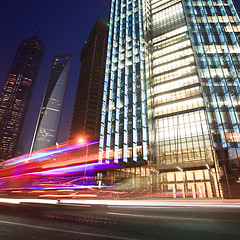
[
  {"left": 190, "top": 5, "right": 234, "bottom": 17},
  {"left": 204, "top": 81, "right": 240, "bottom": 87},
  {"left": 154, "top": 86, "right": 201, "bottom": 105},
  {"left": 154, "top": 97, "right": 204, "bottom": 116},
  {"left": 156, "top": 148, "right": 213, "bottom": 164},
  {"left": 208, "top": 100, "right": 240, "bottom": 109},
  {"left": 113, "top": 7, "right": 139, "bottom": 20},
  {"left": 156, "top": 141, "right": 212, "bottom": 156},
  {"left": 156, "top": 144, "right": 212, "bottom": 159},
  {"left": 153, "top": 56, "right": 195, "bottom": 75},
  {"left": 109, "top": 48, "right": 140, "bottom": 59},
  {"left": 225, "top": 25, "right": 240, "bottom": 32},
  {"left": 198, "top": 67, "right": 233, "bottom": 78},
  {"left": 153, "top": 26, "right": 188, "bottom": 43},
  {"left": 152, "top": 40, "right": 191, "bottom": 59},
  {"left": 155, "top": 110, "right": 207, "bottom": 127},
  {"left": 151, "top": 0, "right": 175, "bottom": 9},
  {"left": 160, "top": 169, "right": 214, "bottom": 183},
  {"left": 156, "top": 121, "right": 209, "bottom": 139},
  {"left": 194, "top": 45, "right": 240, "bottom": 54},
  {"left": 152, "top": 15, "right": 184, "bottom": 35},
  {"left": 115, "top": 145, "right": 143, "bottom": 160},
  {"left": 196, "top": 55, "right": 232, "bottom": 68},
  {"left": 155, "top": 117, "right": 209, "bottom": 138},
  {"left": 153, "top": 66, "right": 197, "bottom": 84},
  {"left": 153, "top": 48, "right": 193, "bottom": 67},
  {"left": 109, "top": 57, "right": 139, "bottom": 70},
  {"left": 189, "top": 1, "right": 229, "bottom": 7},
  {"left": 153, "top": 75, "right": 199, "bottom": 94},
  {"left": 152, "top": 13, "right": 184, "bottom": 28},
  {"left": 152, "top": 0, "right": 181, "bottom": 14},
  {"left": 194, "top": 15, "right": 237, "bottom": 23},
  {"left": 152, "top": 2, "right": 183, "bottom": 23},
  {"left": 153, "top": 32, "right": 187, "bottom": 50}
]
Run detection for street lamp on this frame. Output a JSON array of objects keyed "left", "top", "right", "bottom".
[
  {"left": 177, "top": 166, "right": 186, "bottom": 198},
  {"left": 78, "top": 138, "right": 85, "bottom": 144}
]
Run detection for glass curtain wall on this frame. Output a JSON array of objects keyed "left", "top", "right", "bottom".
[
  {"left": 99, "top": 0, "right": 148, "bottom": 164},
  {"left": 182, "top": 0, "right": 240, "bottom": 179},
  {"left": 145, "top": 0, "right": 222, "bottom": 197}
]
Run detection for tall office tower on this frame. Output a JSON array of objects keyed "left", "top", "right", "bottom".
[
  {"left": 31, "top": 54, "right": 72, "bottom": 152},
  {"left": 0, "top": 33, "right": 45, "bottom": 161},
  {"left": 70, "top": 19, "right": 108, "bottom": 141},
  {"left": 100, "top": 0, "right": 240, "bottom": 198}
]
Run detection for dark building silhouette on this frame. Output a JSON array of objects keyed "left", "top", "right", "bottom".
[
  {"left": 0, "top": 33, "right": 45, "bottom": 161},
  {"left": 70, "top": 19, "right": 108, "bottom": 141},
  {"left": 31, "top": 54, "right": 72, "bottom": 152}
]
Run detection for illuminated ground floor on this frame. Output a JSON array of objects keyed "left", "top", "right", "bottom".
[{"left": 99, "top": 164, "right": 223, "bottom": 199}]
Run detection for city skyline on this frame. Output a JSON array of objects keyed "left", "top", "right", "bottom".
[
  {"left": 0, "top": 2, "right": 240, "bottom": 239},
  {"left": 0, "top": 0, "right": 110, "bottom": 155},
  {"left": 1, "top": 0, "right": 240, "bottom": 155}
]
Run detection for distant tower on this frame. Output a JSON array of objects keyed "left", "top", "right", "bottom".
[
  {"left": 0, "top": 33, "right": 45, "bottom": 161},
  {"left": 31, "top": 54, "right": 72, "bottom": 152},
  {"left": 70, "top": 19, "right": 108, "bottom": 141}
]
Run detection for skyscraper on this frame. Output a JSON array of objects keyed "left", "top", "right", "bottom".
[
  {"left": 70, "top": 19, "right": 108, "bottom": 141},
  {"left": 100, "top": 0, "right": 240, "bottom": 198},
  {"left": 0, "top": 33, "right": 45, "bottom": 161},
  {"left": 31, "top": 54, "right": 72, "bottom": 152}
]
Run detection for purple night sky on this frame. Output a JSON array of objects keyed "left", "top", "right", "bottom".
[{"left": 0, "top": 0, "right": 110, "bottom": 154}]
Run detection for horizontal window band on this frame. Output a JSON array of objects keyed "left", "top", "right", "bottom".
[
  {"left": 153, "top": 94, "right": 203, "bottom": 108},
  {"left": 153, "top": 106, "right": 205, "bottom": 119},
  {"left": 153, "top": 82, "right": 201, "bottom": 97}
]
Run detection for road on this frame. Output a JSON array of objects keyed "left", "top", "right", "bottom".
[{"left": 0, "top": 199, "right": 240, "bottom": 240}]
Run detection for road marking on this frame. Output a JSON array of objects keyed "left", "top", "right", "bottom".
[
  {"left": 0, "top": 219, "right": 140, "bottom": 240},
  {"left": 107, "top": 212, "right": 239, "bottom": 222},
  {"left": 107, "top": 212, "right": 215, "bottom": 221}
]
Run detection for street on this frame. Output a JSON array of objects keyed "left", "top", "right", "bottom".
[{"left": 0, "top": 199, "right": 240, "bottom": 240}]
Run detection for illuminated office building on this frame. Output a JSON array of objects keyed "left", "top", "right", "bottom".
[
  {"left": 71, "top": 19, "right": 108, "bottom": 141},
  {"left": 100, "top": 0, "right": 240, "bottom": 198},
  {"left": 31, "top": 54, "right": 72, "bottom": 152},
  {"left": 0, "top": 33, "right": 45, "bottom": 161}
]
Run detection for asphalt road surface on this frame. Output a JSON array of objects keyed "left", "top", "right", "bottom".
[{"left": 0, "top": 200, "right": 240, "bottom": 240}]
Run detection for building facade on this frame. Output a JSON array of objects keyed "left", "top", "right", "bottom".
[
  {"left": 100, "top": 0, "right": 240, "bottom": 198},
  {"left": 0, "top": 33, "right": 45, "bottom": 161},
  {"left": 31, "top": 54, "right": 72, "bottom": 152},
  {"left": 70, "top": 19, "right": 108, "bottom": 141}
]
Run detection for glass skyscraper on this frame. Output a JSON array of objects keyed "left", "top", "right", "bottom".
[
  {"left": 99, "top": 0, "right": 148, "bottom": 164},
  {"left": 100, "top": 0, "right": 240, "bottom": 198},
  {"left": 0, "top": 33, "right": 45, "bottom": 161},
  {"left": 31, "top": 54, "right": 72, "bottom": 152}
]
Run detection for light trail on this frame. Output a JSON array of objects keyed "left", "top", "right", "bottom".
[
  {"left": 2, "top": 140, "right": 98, "bottom": 168},
  {"left": 0, "top": 198, "right": 58, "bottom": 205},
  {"left": 59, "top": 199, "right": 240, "bottom": 208},
  {"left": 1, "top": 197, "right": 240, "bottom": 209}
]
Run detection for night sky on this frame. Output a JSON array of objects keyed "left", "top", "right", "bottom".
[{"left": 0, "top": 0, "right": 110, "bottom": 154}]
